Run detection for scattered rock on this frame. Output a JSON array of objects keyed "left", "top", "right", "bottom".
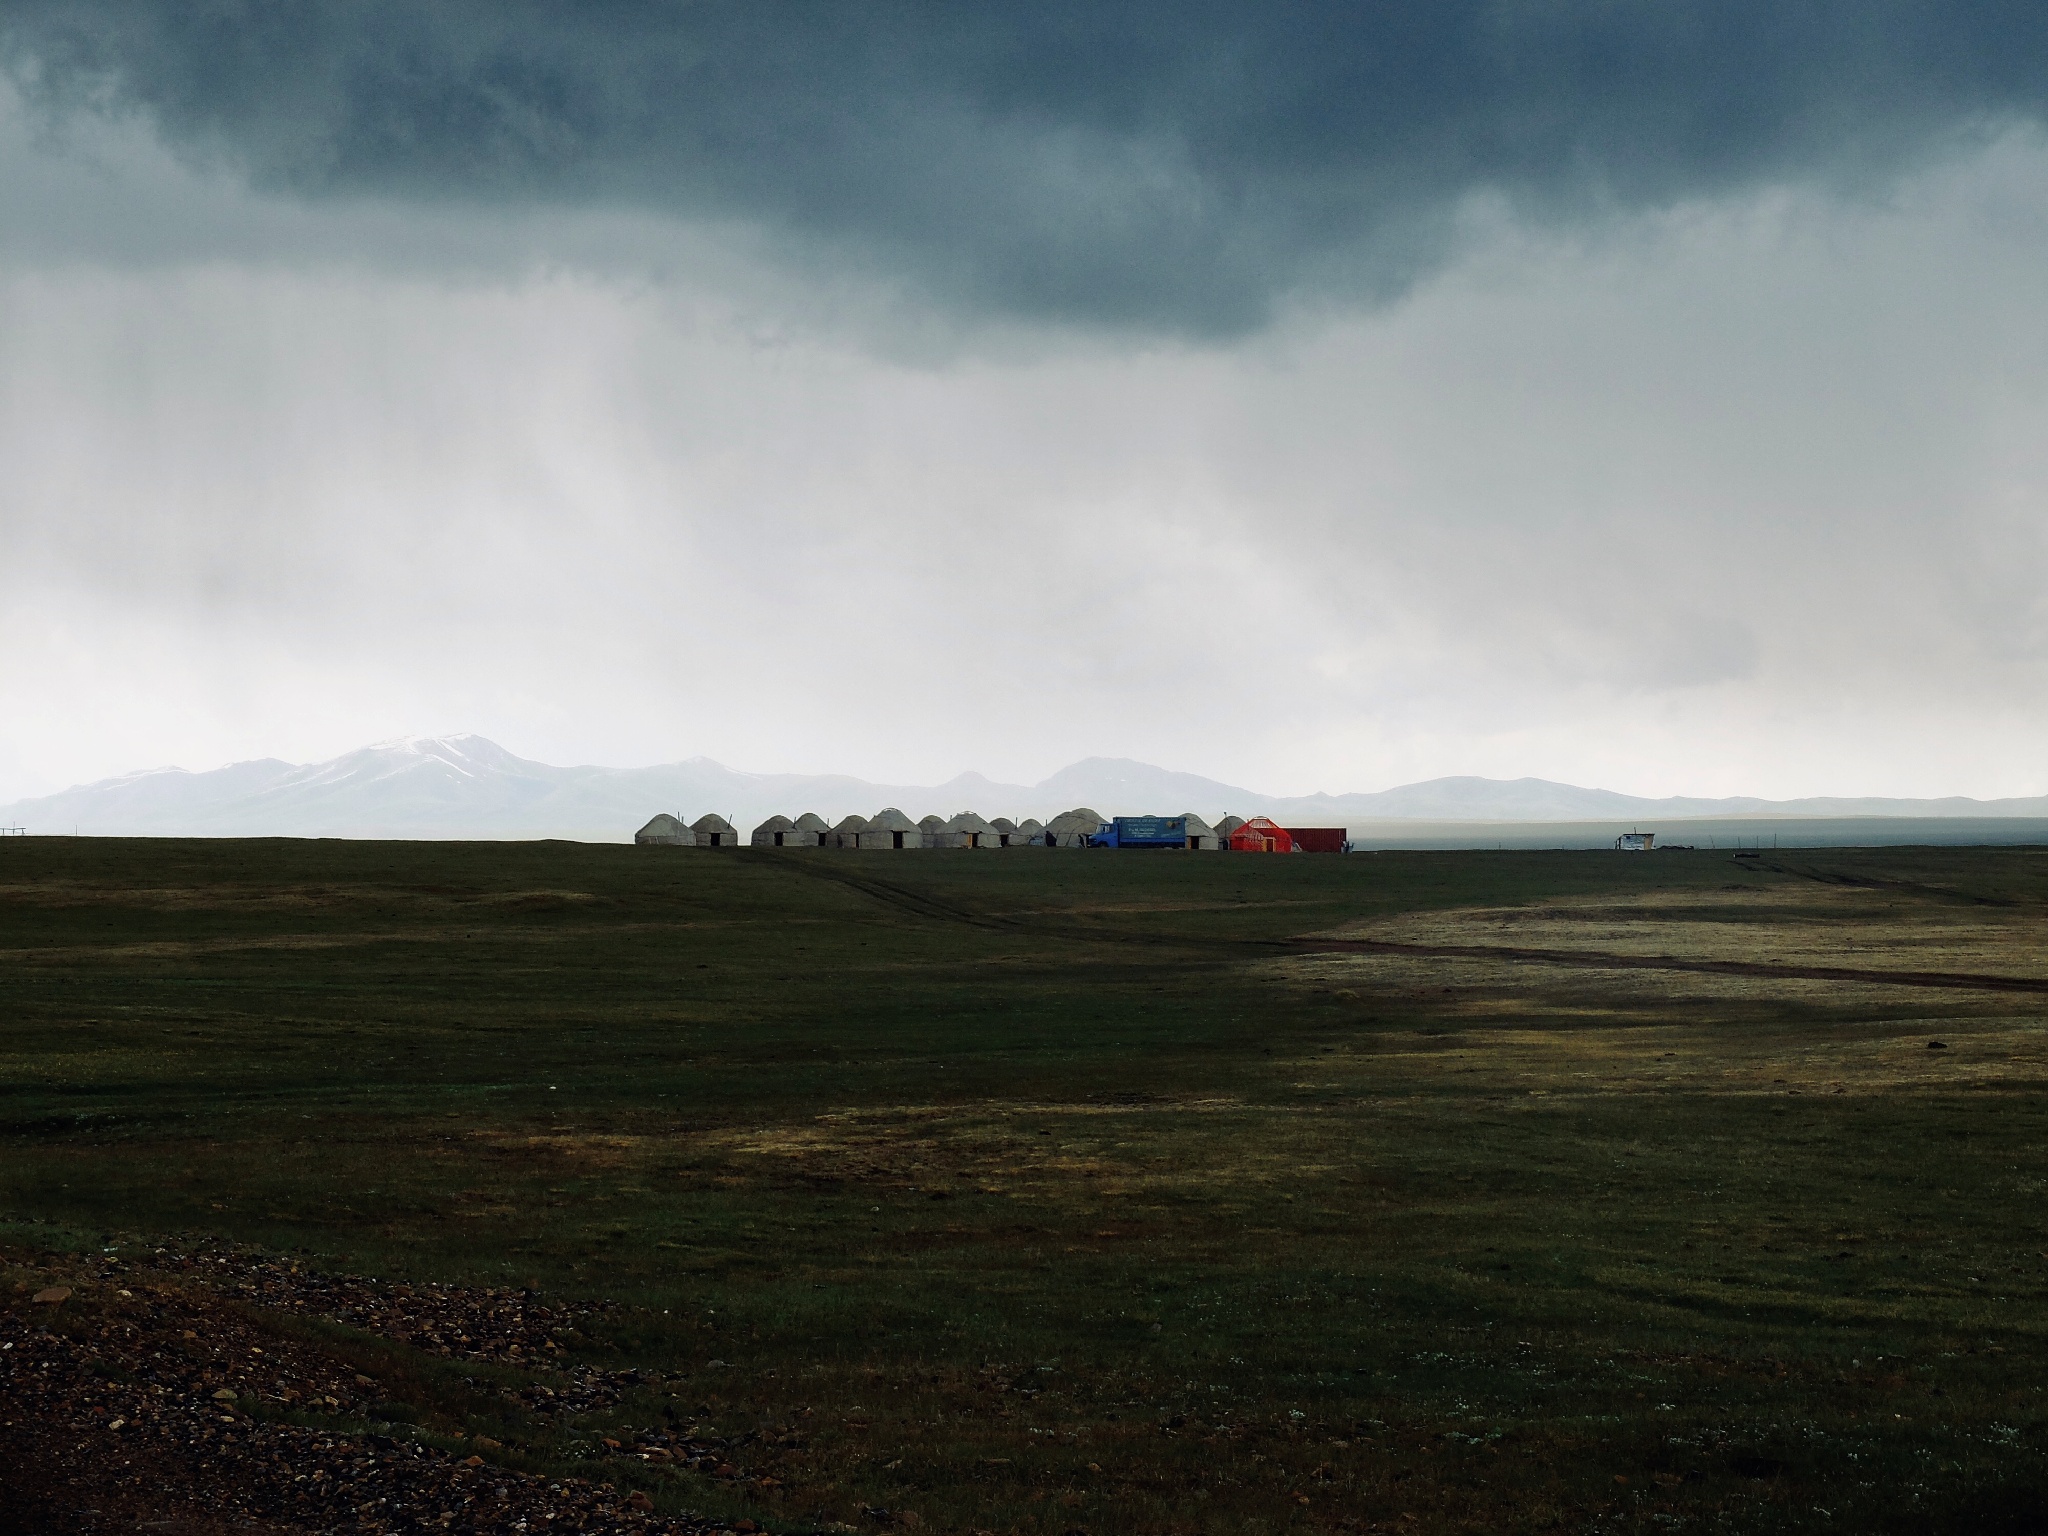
[
  {"left": 0, "top": 1247, "right": 746, "bottom": 1535},
  {"left": 1927, "top": 1040, "right": 1949, "bottom": 1050}
]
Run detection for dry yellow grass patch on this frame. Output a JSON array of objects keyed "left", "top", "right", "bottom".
[
  {"left": 1265, "top": 968, "right": 2048, "bottom": 1098},
  {"left": 475, "top": 1131, "right": 649, "bottom": 1168},
  {"left": 699, "top": 1099, "right": 1344, "bottom": 1200},
  {"left": 1322, "top": 886, "right": 2048, "bottom": 980}
]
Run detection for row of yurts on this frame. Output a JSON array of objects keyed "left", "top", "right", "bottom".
[{"left": 633, "top": 809, "right": 1343, "bottom": 852}]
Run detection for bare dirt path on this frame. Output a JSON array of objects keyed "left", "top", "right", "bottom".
[{"left": 1277, "top": 934, "right": 2048, "bottom": 995}]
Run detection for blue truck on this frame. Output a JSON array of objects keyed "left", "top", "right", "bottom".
[{"left": 1086, "top": 816, "right": 1189, "bottom": 849}]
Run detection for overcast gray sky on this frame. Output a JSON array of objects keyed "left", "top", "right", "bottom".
[{"left": 4, "top": 2, "right": 2048, "bottom": 802}]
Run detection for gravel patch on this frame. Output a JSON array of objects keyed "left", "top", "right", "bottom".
[{"left": 0, "top": 1250, "right": 757, "bottom": 1536}]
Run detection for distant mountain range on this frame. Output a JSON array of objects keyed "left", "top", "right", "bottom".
[{"left": 3, "top": 735, "right": 2047, "bottom": 842}]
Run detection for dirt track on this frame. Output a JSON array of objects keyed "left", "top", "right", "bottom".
[{"left": 1279, "top": 935, "right": 2048, "bottom": 995}]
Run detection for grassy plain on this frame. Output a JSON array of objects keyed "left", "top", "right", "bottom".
[{"left": 5, "top": 838, "right": 2048, "bottom": 1533}]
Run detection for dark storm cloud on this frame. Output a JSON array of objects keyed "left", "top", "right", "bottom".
[{"left": 5, "top": 1, "right": 2048, "bottom": 330}]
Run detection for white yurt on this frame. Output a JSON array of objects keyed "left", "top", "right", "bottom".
[
  {"left": 635, "top": 814, "right": 694, "bottom": 846},
  {"left": 1046, "top": 808, "right": 1106, "bottom": 847},
  {"left": 750, "top": 814, "right": 796, "bottom": 848},
  {"left": 864, "top": 808, "right": 922, "bottom": 849},
  {"left": 691, "top": 813, "right": 740, "bottom": 848},
  {"left": 946, "top": 811, "right": 998, "bottom": 848}
]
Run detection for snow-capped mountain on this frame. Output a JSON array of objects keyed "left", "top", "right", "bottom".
[{"left": 3, "top": 736, "right": 2046, "bottom": 841}]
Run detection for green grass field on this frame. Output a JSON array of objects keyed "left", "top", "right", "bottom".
[{"left": 6, "top": 838, "right": 2048, "bottom": 1533}]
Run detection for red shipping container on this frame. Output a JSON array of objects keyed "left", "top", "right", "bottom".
[{"left": 1284, "top": 827, "right": 1348, "bottom": 853}]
